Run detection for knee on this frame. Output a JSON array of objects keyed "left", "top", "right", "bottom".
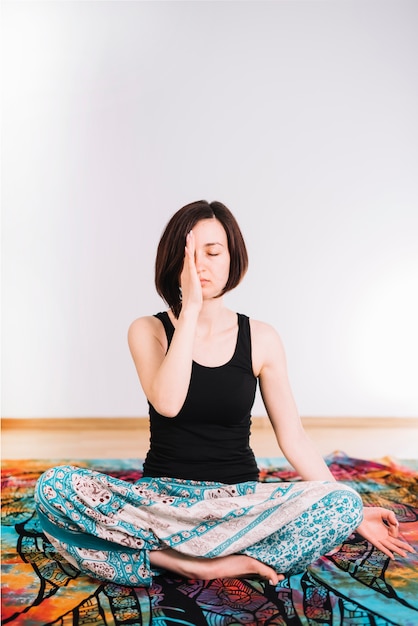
[
  {"left": 35, "top": 465, "right": 78, "bottom": 507},
  {"left": 328, "top": 484, "right": 363, "bottom": 531}
]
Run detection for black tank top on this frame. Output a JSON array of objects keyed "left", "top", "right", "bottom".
[{"left": 142, "top": 312, "right": 259, "bottom": 483}]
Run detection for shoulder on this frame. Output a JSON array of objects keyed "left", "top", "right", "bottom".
[
  {"left": 128, "top": 314, "right": 168, "bottom": 352},
  {"left": 249, "top": 318, "right": 287, "bottom": 377},
  {"left": 249, "top": 318, "right": 284, "bottom": 347},
  {"left": 128, "top": 314, "right": 160, "bottom": 336}
]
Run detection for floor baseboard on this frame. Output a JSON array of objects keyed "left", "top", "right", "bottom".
[
  {"left": 2, "top": 416, "right": 417, "bottom": 460},
  {"left": 2, "top": 416, "right": 418, "bottom": 430}
]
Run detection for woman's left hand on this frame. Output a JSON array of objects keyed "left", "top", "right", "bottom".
[{"left": 356, "top": 507, "right": 415, "bottom": 559}]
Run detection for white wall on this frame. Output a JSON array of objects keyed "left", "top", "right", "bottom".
[{"left": 2, "top": 0, "right": 418, "bottom": 418}]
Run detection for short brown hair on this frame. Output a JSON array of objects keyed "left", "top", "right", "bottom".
[{"left": 155, "top": 200, "right": 248, "bottom": 317}]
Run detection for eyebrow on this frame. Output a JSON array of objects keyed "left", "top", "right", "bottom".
[{"left": 204, "top": 242, "right": 224, "bottom": 247}]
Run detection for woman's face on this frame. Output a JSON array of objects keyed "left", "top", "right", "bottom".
[{"left": 191, "top": 218, "right": 231, "bottom": 299}]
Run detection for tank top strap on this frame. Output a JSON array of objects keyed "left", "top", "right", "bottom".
[
  {"left": 232, "top": 313, "right": 253, "bottom": 372},
  {"left": 154, "top": 312, "right": 175, "bottom": 347}
]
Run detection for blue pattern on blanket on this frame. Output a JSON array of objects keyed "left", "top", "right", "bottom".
[{"left": 1, "top": 452, "right": 417, "bottom": 625}]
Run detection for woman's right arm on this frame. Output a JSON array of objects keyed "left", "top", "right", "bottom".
[{"left": 128, "top": 231, "right": 201, "bottom": 417}]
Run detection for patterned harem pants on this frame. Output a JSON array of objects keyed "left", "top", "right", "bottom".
[{"left": 34, "top": 466, "right": 363, "bottom": 587}]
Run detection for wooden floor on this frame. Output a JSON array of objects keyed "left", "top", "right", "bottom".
[{"left": 2, "top": 417, "right": 418, "bottom": 461}]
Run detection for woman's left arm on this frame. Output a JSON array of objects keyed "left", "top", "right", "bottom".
[
  {"left": 251, "top": 320, "right": 335, "bottom": 481},
  {"left": 252, "top": 320, "right": 415, "bottom": 558}
]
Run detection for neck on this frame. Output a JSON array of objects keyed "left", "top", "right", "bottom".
[{"left": 195, "top": 297, "right": 234, "bottom": 336}]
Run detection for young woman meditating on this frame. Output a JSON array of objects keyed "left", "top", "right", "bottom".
[{"left": 35, "top": 200, "right": 413, "bottom": 587}]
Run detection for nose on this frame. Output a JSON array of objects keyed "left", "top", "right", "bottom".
[{"left": 194, "top": 250, "right": 206, "bottom": 273}]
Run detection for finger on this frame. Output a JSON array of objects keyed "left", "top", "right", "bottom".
[
  {"left": 186, "top": 230, "right": 195, "bottom": 256},
  {"left": 388, "top": 525, "right": 399, "bottom": 538},
  {"left": 183, "top": 234, "right": 196, "bottom": 278},
  {"left": 385, "top": 510, "right": 399, "bottom": 528},
  {"left": 381, "top": 509, "right": 398, "bottom": 527},
  {"left": 268, "top": 573, "right": 285, "bottom": 586},
  {"left": 382, "top": 538, "right": 415, "bottom": 558},
  {"left": 385, "top": 543, "right": 407, "bottom": 558},
  {"left": 391, "top": 537, "right": 416, "bottom": 554},
  {"left": 185, "top": 231, "right": 193, "bottom": 259},
  {"left": 382, "top": 512, "right": 399, "bottom": 537},
  {"left": 375, "top": 543, "right": 395, "bottom": 560}
]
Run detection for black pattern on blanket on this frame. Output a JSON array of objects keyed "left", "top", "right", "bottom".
[{"left": 1, "top": 452, "right": 417, "bottom": 625}]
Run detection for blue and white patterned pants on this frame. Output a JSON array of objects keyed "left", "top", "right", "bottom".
[{"left": 35, "top": 465, "right": 363, "bottom": 587}]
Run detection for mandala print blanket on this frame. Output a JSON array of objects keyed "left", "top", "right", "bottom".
[{"left": 1, "top": 452, "right": 417, "bottom": 626}]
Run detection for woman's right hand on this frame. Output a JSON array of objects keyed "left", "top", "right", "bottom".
[
  {"left": 180, "top": 230, "right": 203, "bottom": 314},
  {"left": 129, "top": 232, "right": 202, "bottom": 417}
]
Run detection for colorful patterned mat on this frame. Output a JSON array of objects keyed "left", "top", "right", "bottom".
[{"left": 1, "top": 452, "right": 417, "bottom": 625}]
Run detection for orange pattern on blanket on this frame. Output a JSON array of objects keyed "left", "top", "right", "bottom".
[{"left": 1, "top": 453, "right": 417, "bottom": 625}]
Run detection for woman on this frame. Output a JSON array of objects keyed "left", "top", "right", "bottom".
[{"left": 35, "top": 200, "right": 413, "bottom": 588}]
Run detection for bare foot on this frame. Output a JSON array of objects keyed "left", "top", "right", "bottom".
[{"left": 150, "top": 548, "right": 284, "bottom": 584}]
